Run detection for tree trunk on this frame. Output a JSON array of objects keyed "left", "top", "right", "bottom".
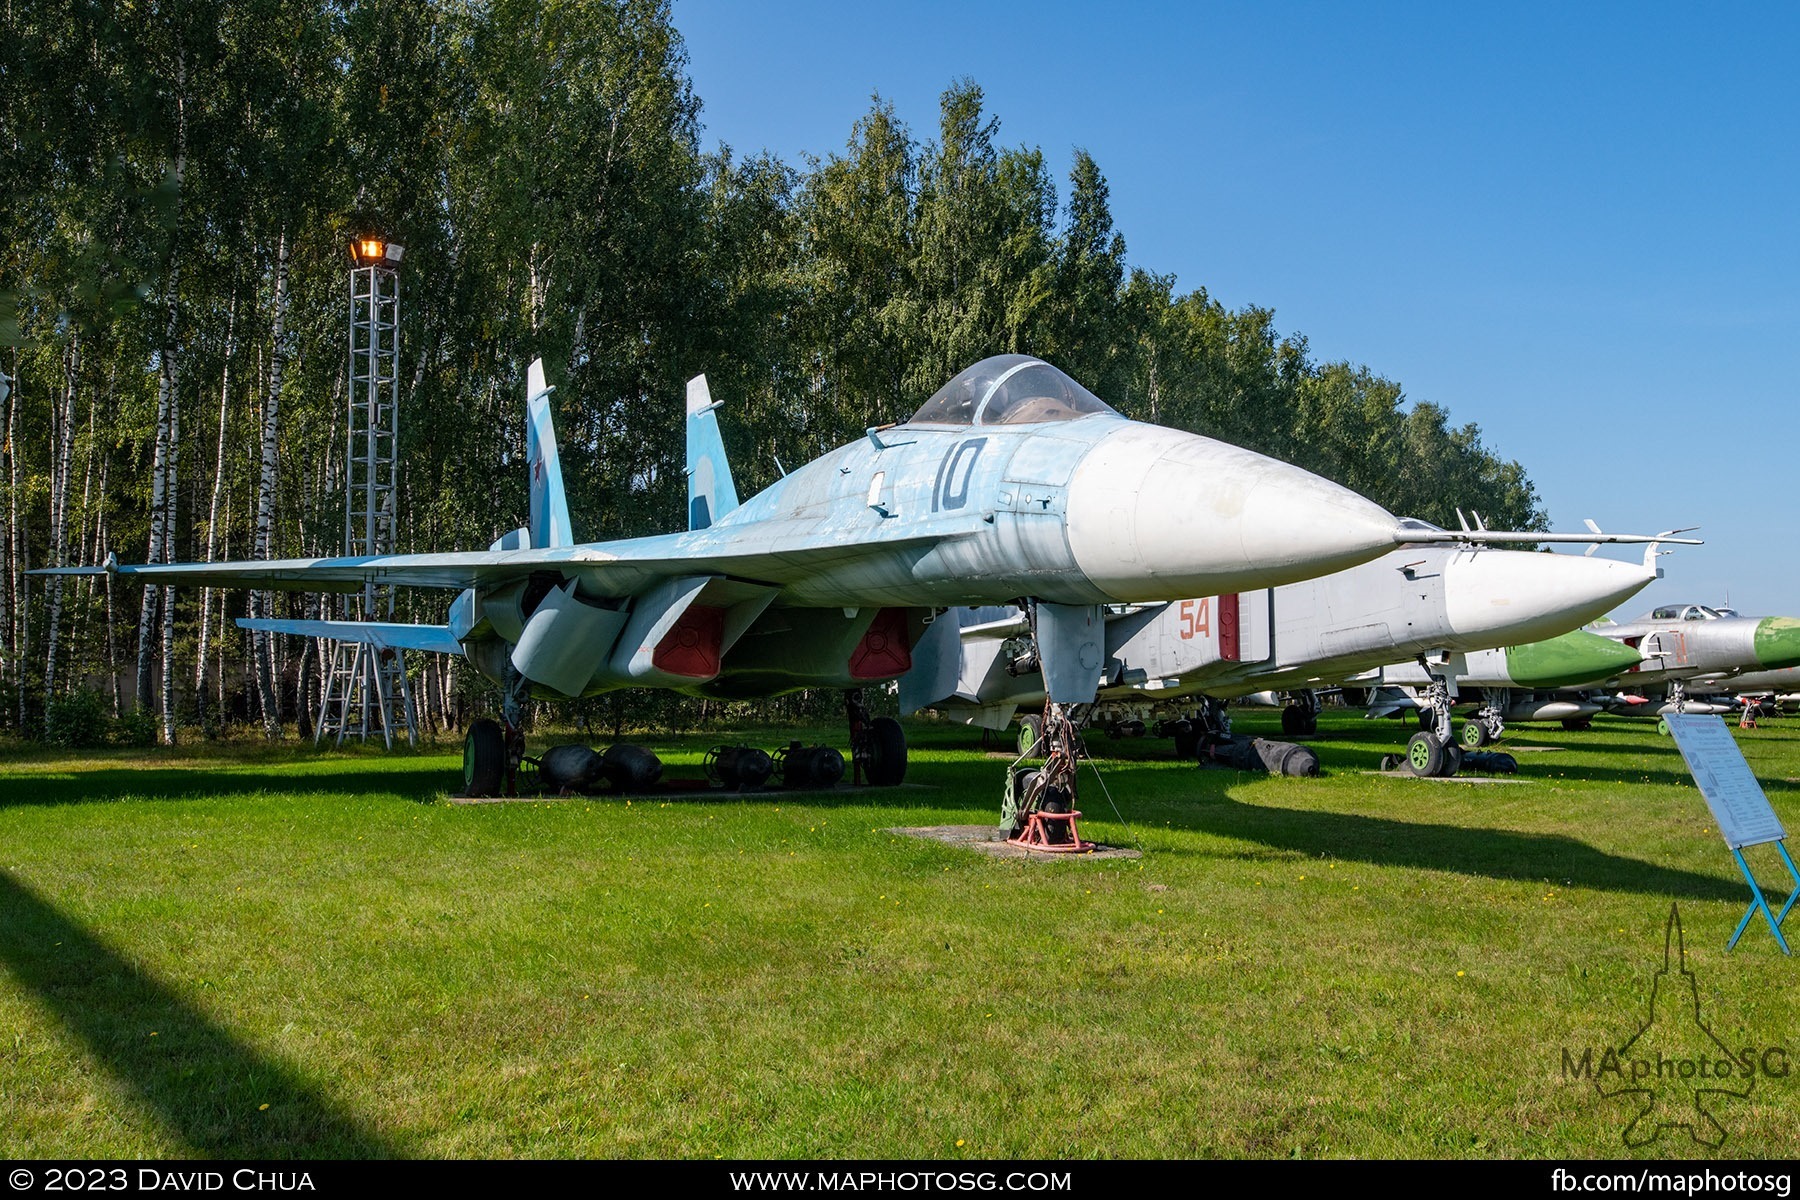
[
  {"left": 137, "top": 64, "right": 186, "bottom": 726},
  {"left": 195, "top": 292, "right": 238, "bottom": 724},
  {"left": 135, "top": 341, "right": 172, "bottom": 715},
  {"left": 1, "top": 354, "right": 15, "bottom": 710},
  {"left": 44, "top": 335, "right": 80, "bottom": 699},
  {"left": 250, "top": 230, "right": 289, "bottom": 739},
  {"left": 70, "top": 373, "right": 100, "bottom": 688},
  {"left": 295, "top": 592, "right": 315, "bottom": 740},
  {"left": 159, "top": 377, "right": 181, "bottom": 744},
  {"left": 97, "top": 450, "right": 119, "bottom": 717}
]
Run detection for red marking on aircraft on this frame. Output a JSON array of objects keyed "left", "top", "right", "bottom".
[{"left": 850, "top": 608, "right": 913, "bottom": 680}]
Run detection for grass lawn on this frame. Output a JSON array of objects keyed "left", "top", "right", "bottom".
[{"left": 1, "top": 709, "right": 1796, "bottom": 1159}]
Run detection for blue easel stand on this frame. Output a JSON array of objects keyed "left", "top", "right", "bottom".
[{"left": 1727, "top": 840, "right": 1800, "bottom": 955}]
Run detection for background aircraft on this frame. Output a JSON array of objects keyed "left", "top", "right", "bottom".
[
  {"left": 1690, "top": 665, "right": 1800, "bottom": 710},
  {"left": 1357, "top": 629, "right": 1645, "bottom": 768},
  {"left": 1582, "top": 605, "right": 1800, "bottom": 702},
  {"left": 1389, "top": 604, "right": 1800, "bottom": 741},
  {"left": 902, "top": 535, "right": 1679, "bottom": 775}
]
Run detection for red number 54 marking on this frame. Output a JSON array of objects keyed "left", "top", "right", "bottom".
[{"left": 1178, "top": 598, "right": 1211, "bottom": 640}]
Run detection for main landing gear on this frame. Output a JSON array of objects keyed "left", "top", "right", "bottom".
[
  {"left": 459, "top": 681, "right": 909, "bottom": 798},
  {"left": 462, "top": 667, "right": 531, "bottom": 796},
  {"left": 1155, "top": 697, "right": 1230, "bottom": 760},
  {"left": 846, "top": 687, "right": 908, "bottom": 787},
  {"left": 1280, "top": 689, "right": 1320, "bottom": 737}
]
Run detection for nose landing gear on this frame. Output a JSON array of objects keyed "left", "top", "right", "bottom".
[{"left": 1404, "top": 660, "right": 1462, "bottom": 777}]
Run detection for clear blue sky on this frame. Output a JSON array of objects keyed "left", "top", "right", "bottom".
[{"left": 672, "top": 1, "right": 1798, "bottom": 618}]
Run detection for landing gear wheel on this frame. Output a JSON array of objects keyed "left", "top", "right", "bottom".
[
  {"left": 1561, "top": 716, "right": 1592, "bottom": 732},
  {"left": 1406, "top": 731, "right": 1446, "bottom": 778},
  {"left": 867, "top": 716, "right": 908, "bottom": 786},
  {"left": 1438, "top": 742, "right": 1464, "bottom": 778},
  {"left": 1017, "top": 714, "right": 1043, "bottom": 758},
  {"left": 1460, "top": 721, "right": 1490, "bottom": 749},
  {"left": 464, "top": 718, "right": 505, "bottom": 797},
  {"left": 1657, "top": 718, "right": 1670, "bottom": 736},
  {"left": 1281, "top": 706, "right": 1307, "bottom": 736}
]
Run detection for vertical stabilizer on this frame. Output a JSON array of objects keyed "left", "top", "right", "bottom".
[
  {"left": 686, "top": 374, "right": 740, "bottom": 531},
  {"left": 526, "top": 359, "right": 574, "bottom": 548}
]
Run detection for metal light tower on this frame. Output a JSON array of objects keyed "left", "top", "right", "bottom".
[{"left": 317, "top": 236, "right": 419, "bottom": 748}]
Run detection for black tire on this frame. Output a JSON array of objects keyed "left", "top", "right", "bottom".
[
  {"left": 1406, "top": 731, "right": 1445, "bottom": 778},
  {"left": 464, "top": 718, "right": 505, "bottom": 797},
  {"left": 1281, "top": 706, "right": 1306, "bottom": 736},
  {"left": 1169, "top": 720, "right": 1199, "bottom": 760},
  {"left": 867, "top": 716, "right": 908, "bottom": 787},
  {"left": 1017, "top": 714, "right": 1043, "bottom": 758},
  {"left": 1302, "top": 713, "right": 1318, "bottom": 737},
  {"left": 1560, "top": 716, "right": 1592, "bottom": 731},
  {"left": 1460, "top": 721, "right": 1489, "bottom": 750},
  {"left": 1438, "top": 742, "right": 1464, "bottom": 778}
]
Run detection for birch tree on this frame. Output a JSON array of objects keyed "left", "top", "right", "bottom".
[{"left": 249, "top": 232, "right": 288, "bottom": 738}]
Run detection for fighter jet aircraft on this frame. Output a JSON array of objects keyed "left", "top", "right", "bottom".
[
  {"left": 900, "top": 534, "right": 1677, "bottom": 774},
  {"left": 1586, "top": 606, "right": 1800, "bottom": 696},
  {"left": 1690, "top": 665, "right": 1800, "bottom": 710},
  {"left": 1408, "top": 604, "right": 1800, "bottom": 740},
  {"left": 41, "top": 353, "right": 1683, "bottom": 796},
  {"left": 1356, "top": 629, "right": 1646, "bottom": 767},
  {"left": 1568, "top": 604, "right": 1800, "bottom": 730}
]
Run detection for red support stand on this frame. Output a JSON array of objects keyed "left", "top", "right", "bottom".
[{"left": 1007, "top": 809, "right": 1095, "bottom": 854}]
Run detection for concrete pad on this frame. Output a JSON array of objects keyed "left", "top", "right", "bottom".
[{"left": 887, "top": 824, "right": 1142, "bottom": 861}]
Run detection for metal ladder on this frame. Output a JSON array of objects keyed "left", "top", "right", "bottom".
[
  {"left": 315, "top": 251, "right": 419, "bottom": 748},
  {"left": 317, "top": 638, "right": 419, "bottom": 749}
]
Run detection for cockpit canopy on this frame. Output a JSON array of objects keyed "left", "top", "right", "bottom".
[
  {"left": 907, "top": 355, "right": 1119, "bottom": 427},
  {"left": 1643, "top": 604, "right": 1724, "bottom": 622}
]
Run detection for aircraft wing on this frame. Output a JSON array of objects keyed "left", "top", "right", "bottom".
[
  {"left": 237, "top": 618, "right": 464, "bottom": 654},
  {"left": 34, "top": 517, "right": 988, "bottom": 598}
]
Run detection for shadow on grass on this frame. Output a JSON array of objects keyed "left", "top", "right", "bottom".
[
  {"left": 0, "top": 767, "right": 447, "bottom": 808},
  {"left": 0, "top": 870, "right": 398, "bottom": 1157},
  {"left": 1143, "top": 795, "right": 1746, "bottom": 901}
]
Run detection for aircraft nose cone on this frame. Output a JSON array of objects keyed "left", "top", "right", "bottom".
[
  {"left": 1753, "top": 617, "right": 1800, "bottom": 669},
  {"left": 1503, "top": 629, "right": 1645, "bottom": 688},
  {"left": 1066, "top": 424, "right": 1398, "bottom": 601},
  {"left": 1236, "top": 467, "right": 1403, "bottom": 577},
  {"left": 1444, "top": 549, "right": 1657, "bottom": 646}
]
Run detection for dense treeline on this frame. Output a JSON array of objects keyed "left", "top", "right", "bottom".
[{"left": 0, "top": 0, "right": 1546, "bottom": 743}]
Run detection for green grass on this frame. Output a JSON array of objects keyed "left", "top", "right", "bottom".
[{"left": 2, "top": 710, "right": 1797, "bottom": 1159}]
